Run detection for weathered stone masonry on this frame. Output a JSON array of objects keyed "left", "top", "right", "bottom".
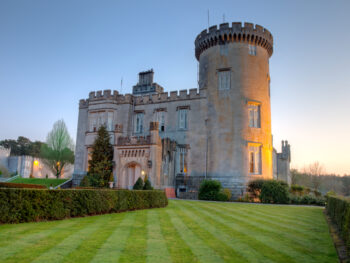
[{"left": 73, "top": 22, "right": 291, "bottom": 198}]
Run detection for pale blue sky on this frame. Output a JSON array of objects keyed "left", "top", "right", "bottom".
[{"left": 0, "top": 0, "right": 349, "bottom": 174}]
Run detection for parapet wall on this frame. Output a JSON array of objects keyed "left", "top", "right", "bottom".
[
  {"left": 195, "top": 22, "right": 273, "bottom": 60},
  {"left": 79, "top": 88, "right": 206, "bottom": 108}
]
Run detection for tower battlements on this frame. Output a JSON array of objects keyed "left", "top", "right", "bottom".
[
  {"left": 195, "top": 22, "right": 273, "bottom": 60},
  {"left": 79, "top": 88, "right": 206, "bottom": 108}
]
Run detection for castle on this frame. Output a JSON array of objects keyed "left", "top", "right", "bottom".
[{"left": 72, "top": 22, "right": 291, "bottom": 198}]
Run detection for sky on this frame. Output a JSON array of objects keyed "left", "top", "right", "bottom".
[{"left": 0, "top": 0, "right": 349, "bottom": 175}]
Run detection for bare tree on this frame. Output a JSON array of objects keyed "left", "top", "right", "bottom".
[
  {"left": 41, "top": 120, "right": 74, "bottom": 178},
  {"left": 304, "top": 162, "right": 324, "bottom": 191}
]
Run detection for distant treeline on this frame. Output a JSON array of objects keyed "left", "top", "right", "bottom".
[
  {"left": 291, "top": 169, "right": 350, "bottom": 196},
  {"left": 0, "top": 136, "right": 45, "bottom": 157}
]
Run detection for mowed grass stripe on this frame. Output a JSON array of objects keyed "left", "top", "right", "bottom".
[
  {"left": 184, "top": 202, "right": 297, "bottom": 262},
  {"left": 201, "top": 202, "right": 331, "bottom": 254},
  {"left": 146, "top": 210, "right": 171, "bottom": 263},
  {"left": 3, "top": 217, "right": 99, "bottom": 263},
  {"left": 158, "top": 206, "right": 198, "bottom": 263},
  {"left": 62, "top": 213, "right": 126, "bottom": 263},
  {"left": 118, "top": 210, "right": 148, "bottom": 263},
  {"left": 91, "top": 212, "right": 135, "bottom": 263},
  {"left": 181, "top": 205, "right": 275, "bottom": 263},
  {"left": 188, "top": 201, "right": 336, "bottom": 263},
  {"left": 166, "top": 209, "right": 225, "bottom": 263},
  {"left": 180, "top": 201, "right": 285, "bottom": 263},
  {"left": 172, "top": 202, "right": 249, "bottom": 263},
  {"left": 0, "top": 220, "right": 77, "bottom": 262},
  {"left": 31, "top": 216, "right": 107, "bottom": 263},
  {"left": 211, "top": 202, "right": 327, "bottom": 245}
]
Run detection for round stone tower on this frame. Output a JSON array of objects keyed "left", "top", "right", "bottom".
[{"left": 195, "top": 22, "right": 273, "bottom": 196}]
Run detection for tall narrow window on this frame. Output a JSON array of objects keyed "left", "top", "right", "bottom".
[
  {"left": 218, "top": 70, "right": 231, "bottom": 90},
  {"left": 248, "top": 104, "right": 260, "bottom": 128},
  {"left": 178, "top": 109, "right": 188, "bottom": 130},
  {"left": 249, "top": 44, "right": 257, "bottom": 56},
  {"left": 155, "top": 111, "right": 165, "bottom": 132},
  {"left": 107, "top": 111, "right": 113, "bottom": 131},
  {"left": 134, "top": 113, "right": 144, "bottom": 133},
  {"left": 248, "top": 144, "right": 261, "bottom": 174},
  {"left": 179, "top": 148, "right": 188, "bottom": 174}
]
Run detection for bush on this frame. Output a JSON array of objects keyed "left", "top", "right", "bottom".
[
  {"left": 0, "top": 165, "right": 9, "bottom": 178},
  {"left": 260, "top": 180, "right": 289, "bottom": 204},
  {"left": 133, "top": 177, "right": 144, "bottom": 190},
  {"left": 290, "top": 194, "right": 325, "bottom": 206},
  {"left": 0, "top": 188, "right": 168, "bottom": 223},
  {"left": 0, "top": 182, "right": 46, "bottom": 189},
  {"left": 222, "top": 188, "right": 232, "bottom": 200},
  {"left": 247, "top": 179, "right": 265, "bottom": 199},
  {"left": 143, "top": 178, "right": 153, "bottom": 190},
  {"left": 198, "top": 180, "right": 224, "bottom": 201},
  {"left": 326, "top": 195, "right": 350, "bottom": 257},
  {"left": 290, "top": 184, "right": 304, "bottom": 196}
]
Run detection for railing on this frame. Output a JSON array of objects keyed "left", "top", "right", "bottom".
[
  {"left": 0, "top": 174, "right": 20, "bottom": 182},
  {"left": 54, "top": 178, "right": 73, "bottom": 189}
]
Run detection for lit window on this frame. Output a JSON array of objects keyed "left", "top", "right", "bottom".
[
  {"left": 248, "top": 104, "right": 260, "bottom": 128},
  {"left": 218, "top": 70, "right": 230, "bottom": 90},
  {"left": 134, "top": 113, "right": 144, "bottom": 133},
  {"left": 178, "top": 109, "right": 188, "bottom": 130},
  {"left": 249, "top": 44, "right": 257, "bottom": 56},
  {"left": 249, "top": 144, "right": 261, "bottom": 174},
  {"left": 179, "top": 148, "right": 188, "bottom": 174},
  {"left": 155, "top": 111, "right": 165, "bottom": 132}
]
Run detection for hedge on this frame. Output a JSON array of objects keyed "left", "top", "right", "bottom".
[
  {"left": 0, "top": 182, "right": 46, "bottom": 189},
  {"left": 326, "top": 195, "right": 350, "bottom": 256},
  {"left": 0, "top": 188, "right": 168, "bottom": 224}
]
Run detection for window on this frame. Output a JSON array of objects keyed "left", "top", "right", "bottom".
[
  {"left": 90, "top": 116, "right": 97, "bottom": 132},
  {"left": 178, "top": 109, "right": 188, "bottom": 130},
  {"left": 249, "top": 44, "right": 257, "bottom": 56},
  {"left": 134, "top": 113, "right": 144, "bottom": 133},
  {"left": 220, "top": 44, "right": 228, "bottom": 56},
  {"left": 248, "top": 104, "right": 260, "bottom": 128},
  {"left": 107, "top": 111, "right": 113, "bottom": 131},
  {"left": 155, "top": 111, "right": 165, "bottom": 132},
  {"left": 249, "top": 144, "right": 261, "bottom": 174},
  {"left": 218, "top": 70, "right": 231, "bottom": 90},
  {"left": 179, "top": 148, "right": 188, "bottom": 174}
]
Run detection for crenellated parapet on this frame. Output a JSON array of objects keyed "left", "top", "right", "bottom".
[
  {"left": 80, "top": 88, "right": 206, "bottom": 108},
  {"left": 195, "top": 22, "right": 273, "bottom": 60}
]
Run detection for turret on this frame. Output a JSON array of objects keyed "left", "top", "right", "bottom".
[{"left": 195, "top": 22, "right": 274, "bottom": 195}]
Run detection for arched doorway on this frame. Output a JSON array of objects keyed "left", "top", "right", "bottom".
[{"left": 119, "top": 162, "right": 142, "bottom": 189}]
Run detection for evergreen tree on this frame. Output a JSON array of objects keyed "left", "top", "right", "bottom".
[
  {"left": 143, "top": 177, "right": 153, "bottom": 190},
  {"left": 87, "top": 126, "right": 113, "bottom": 187},
  {"left": 133, "top": 177, "right": 144, "bottom": 190}
]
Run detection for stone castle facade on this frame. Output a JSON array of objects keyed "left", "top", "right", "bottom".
[{"left": 73, "top": 22, "right": 291, "bottom": 198}]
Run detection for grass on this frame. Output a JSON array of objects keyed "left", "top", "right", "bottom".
[
  {"left": 0, "top": 200, "right": 337, "bottom": 262},
  {"left": 10, "top": 178, "right": 68, "bottom": 188}
]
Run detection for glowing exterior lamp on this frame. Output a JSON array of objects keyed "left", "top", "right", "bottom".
[
  {"left": 33, "top": 160, "right": 39, "bottom": 166},
  {"left": 141, "top": 170, "right": 145, "bottom": 176}
]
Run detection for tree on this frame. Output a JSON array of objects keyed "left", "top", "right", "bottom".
[
  {"left": 41, "top": 120, "right": 75, "bottom": 178},
  {"left": 0, "top": 137, "right": 44, "bottom": 156},
  {"left": 304, "top": 162, "right": 324, "bottom": 191},
  {"left": 133, "top": 177, "right": 144, "bottom": 190},
  {"left": 86, "top": 126, "right": 113, "bottom": 187},
  {"left": 143, "top": 176, "right": 153, "bottom": 190}
]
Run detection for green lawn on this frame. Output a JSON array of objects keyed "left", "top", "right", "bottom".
[
  {"left": 0, "top": 200, "right": 337, "bottom": 263},
  {"left": 10, "top": 178, "right": 68, "bottom": 188}
]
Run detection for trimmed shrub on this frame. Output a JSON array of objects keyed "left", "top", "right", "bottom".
[
  {"left": 326, "top": 195, "right": 350, "bottom": 257},
  {"left": 260, "top": 180, "right": 289, "bottom": 204},
  {"left": 290, "top": 184, "right": 304, "bottom": 196},
  {"left": 0, "top": 188, "right": 168, "bottom": 224},
  {"left": 133, "top": 177, "right": 144, "bottom": 190},
  {"left": 247, "top": 179, "right": 265, "bottom": 200},
  {"left": 0, "top": 182, "right": 46, "bottom": 189},
  {"left": 198, "top": 180, "right": 222, "bottom": 201},
  {"left": 290, "top": 194, "right": 325, "bottom": 206},
  {"left": 143, "top": 178, "right": 153, "bottom": 190}
]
